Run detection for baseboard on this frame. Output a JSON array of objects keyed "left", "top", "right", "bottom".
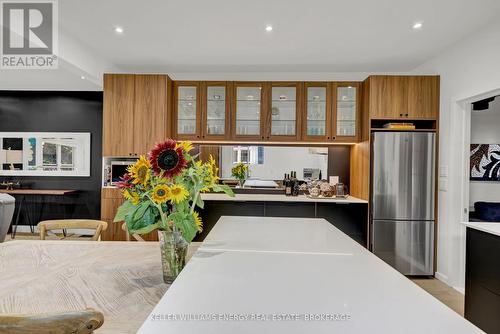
[
  {"left": 435, "top": 271, "right": 449, "bottom": 283},
  {"left": 435, "top": 272, "right": 465, "bottom": 295}
]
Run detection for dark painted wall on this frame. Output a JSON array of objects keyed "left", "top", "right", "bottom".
[{"left": 0, "top": 91, "right": 103, "bottom": 223}]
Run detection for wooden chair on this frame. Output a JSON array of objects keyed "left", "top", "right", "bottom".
[
  {"left": 0, "top": 308, "right": 104, "bottom": 334},
  {"left": 121, "top": 222, "right": 145, "bottom": 242},
  {"left": 38, "top": 220, "right": 108, "bottom": 241}
]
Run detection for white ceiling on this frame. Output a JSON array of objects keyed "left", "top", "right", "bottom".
[{"left": 2, "top": 0, "right": 500, "bottom": 89}]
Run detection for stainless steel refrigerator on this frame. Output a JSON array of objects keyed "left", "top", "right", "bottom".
[{"left": 371, "top": 132, "right": 435, "bottom": 276}]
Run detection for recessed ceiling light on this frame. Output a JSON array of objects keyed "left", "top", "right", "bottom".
[
  {"left": 114, "top": 26, "right": 124, "bottom": 34},
  {"left": 265, "top": 25, "right": 273, "bottom": 32},
  {"left": 412, "top": 22, "right": 423, "bottom": 30},
  {"left": 80, "top": 75, "right": 85, "bottom": 80}
]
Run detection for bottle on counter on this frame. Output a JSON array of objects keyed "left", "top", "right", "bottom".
[
  {"left": 292, "top": 171, "right": 300, "bottom": 196},
  {"left": 285, "top": 173, "right": 292, "bottom": 196}
]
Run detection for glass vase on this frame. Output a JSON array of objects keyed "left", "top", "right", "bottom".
[
  {"left": 238, "top": 178, "right": 245, "bottom": 188},
  {"left": 158, "top": 229, "right": 188, "bottom": 284}
]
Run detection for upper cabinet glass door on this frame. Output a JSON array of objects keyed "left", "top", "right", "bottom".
[
  {"left": 175, "top": 83, "right": 200, "bottom": 139},
  {"left": 234, "top": 84, "right": 264, "bottom": 139},
  {"left": 202, "top": 83, "right": 230, "bottom": 139},
  {"left": 269, "top": 84, "right": 299, "bottom": 140},
  {"left": 303, "top": 83, "right": 330, "bottom": 141},
  {"left": 334, "top": 84, "right": 358, "bottom": 141}
]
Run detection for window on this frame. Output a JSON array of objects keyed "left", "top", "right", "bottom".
[{"left": 232, "top": 146, "right": 264, "bottom": 165}]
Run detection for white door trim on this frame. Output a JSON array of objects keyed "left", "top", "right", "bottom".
[{"left": 450, "top": 87, "right": 500, "bottom": 290}]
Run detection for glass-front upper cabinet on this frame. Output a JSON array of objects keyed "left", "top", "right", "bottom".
[
  {"left": 174, "top": 82, "right": 201, "bottom": 139},
  {"left": 268, "top": 83, "right": 300, "bottom": 141},
  {"left": 303, "top": 83, "right": 331, "bottom": 141},
  {"left": 201, "top": 82, "right": 230, "bottom": 140},
  {"left": 233, "top": 83, "right": 265, "bottom": 140},
  {"left": 334, "top": 83, "right": 359, "bottom": 141}
]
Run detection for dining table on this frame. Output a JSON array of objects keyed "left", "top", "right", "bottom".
[{"left": 0, "top": 240, "right": 199, "bottom": 333}]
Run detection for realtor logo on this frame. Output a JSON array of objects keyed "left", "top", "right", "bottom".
[{"left": 1, "top": 0, "right": 58, "bottom": 69}]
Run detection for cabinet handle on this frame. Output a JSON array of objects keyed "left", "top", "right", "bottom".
[
  {"left": 399, "top": 113, "right": 403, "bottom": 117},
  {"left": 332, "top": 136, "right": 336, "bottom": 140},
  {"left": 405, "top": 113, "right": 409, "bottom": 117},
  {"left": 327, "top": 136, "right": 330, "bottom": 140}
]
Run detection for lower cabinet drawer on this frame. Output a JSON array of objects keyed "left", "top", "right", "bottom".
[{"left": 465, "top": 281, "right": 500, "bottom": 334}]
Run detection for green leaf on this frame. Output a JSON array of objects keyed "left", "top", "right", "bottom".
[
  {"left": 113, "top": 200, "right": 137, "bottom": 222},
  {"left": 195, "top": 194, "right": 204, "bottom": 209},
  {"left": 168, "top": 211, "right": 197, "bottom": 243},
  {"left": 133, "top": 201, "right": 150, "bottom": 221},
  {"left": 212, "top": 184, "right": 235, "bottom": 197},
  {"left": 131, "top": 222, "right": 160, "bottom": 235}
]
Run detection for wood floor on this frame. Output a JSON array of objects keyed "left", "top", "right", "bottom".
[
  {"left": 411, "top": 278, "right": 464, "bottom": 316},
  {"left": 6, "top": 233, "right": 465, "bottom": 317}
]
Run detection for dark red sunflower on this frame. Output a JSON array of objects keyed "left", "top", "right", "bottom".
[
  {"left": 116, "top": 173, "right": 133, "bottom": 189},
  {"left": 148, "top": 139, "right": 187, "bottom": 178}
]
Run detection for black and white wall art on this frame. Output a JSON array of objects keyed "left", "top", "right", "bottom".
[{"left": 470, "top": 144, "right": 500, "bottom": 181}]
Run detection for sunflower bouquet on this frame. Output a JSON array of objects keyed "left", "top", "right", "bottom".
[
  {"left": 231, "top": 162, "right": 249, "bottom": 187},
  {"left": 113, "top": 139, "right": 234, "bottom": 243}
]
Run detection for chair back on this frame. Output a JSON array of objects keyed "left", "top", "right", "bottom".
[
  {"left": 38, "top": 220, "right": 108, "bottom": 241},
  {"left": 0, "top": 308, "right": 104, "bottom": 334},
  {"left": 121, "top": 222, "right": 145, "bottom": 242},
  {"left": 0, "top": 194, "right": 15, "bottom": 243}
]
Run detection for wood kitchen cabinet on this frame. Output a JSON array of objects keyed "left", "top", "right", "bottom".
[
  {"left": 333, "top": 82, "right": 360, "bottom": 142},
  {"left": 173, "top": 81, "right": 201, "bottom": 140},
  {"left": 367, "top": 76, "right": 409, "bottom": 119},
  {"left": 267, "top": 82, "right": 301, "bottom": 141},
  {"left": 407, "top": 76, "right": 439, "bottom": 119},
  {"left": 367, "top": 75, "right": 439, "bottom": 120},
  {"left": 200, "top": 82, "right": 232, "bottom": 140},
  {"left": 302, "top": 82, "right": 332, "bottom": 141},
  {"left": 103, "top": 74, "right": 170, "bottom": 157},
  {"left": 232, "top": 82, "right": 267, "bottom": 141},
  {"left": 103, "top": 74, "right": 136, "bottom": 156}
]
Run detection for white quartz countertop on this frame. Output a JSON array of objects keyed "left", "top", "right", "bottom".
[
  {"left": 201, "top": 192, "right": 368, "bottom": 204},
  {"left": 462, "top": 221, "right": 500, "bottom": 237},
  {"left": 139, "top": 216, "right": 482, "bottom": 334}
]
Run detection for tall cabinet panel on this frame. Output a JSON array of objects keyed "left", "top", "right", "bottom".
[
  {"left": 103, "top": 74, "right": 136, "bottom": 156},
  {"left": 134, "top": 75, "right": 169, "bottom": 153}
]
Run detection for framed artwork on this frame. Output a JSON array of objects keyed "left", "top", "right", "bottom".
[{"left": 470, "top": 144, "right": 500, "bottom": 181}]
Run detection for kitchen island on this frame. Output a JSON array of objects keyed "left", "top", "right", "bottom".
[
  {"left": 462, "top": 221, "right": 500, "bottom": 334},
  {"left": 197, "top": 193, "right": 368, "bottom": 246},
  {"left": 139, "top": 216, "right": 481, "bottom": 334}
]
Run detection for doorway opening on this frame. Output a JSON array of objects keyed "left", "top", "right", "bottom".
[{"left": 468, "top": 96, "right": 500, "bottom": 222}]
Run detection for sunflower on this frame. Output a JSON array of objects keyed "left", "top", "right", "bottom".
[
  {"left": 149, "top": 140, "right": 187, "bottom": 178},
  {"left": 175, "top": 141, "right": 193, "bottom": 153},
  {"left": 127, "top": 155, "right": 151, "bottom": 187},
  {"left": 169, "top": 184, "right": 188, "bottom": 204},
  {"left": 192, "top": 211, "right": 203, "bottom": 232},
  {"left": 123, "top": 189, "right": 140, "bottom": 205},
  {"left": 208, "top": 154, "right": 220, "bottom": 184},
  {"left": 151, "top": 184, "right": 171, "bottom": 204}
]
